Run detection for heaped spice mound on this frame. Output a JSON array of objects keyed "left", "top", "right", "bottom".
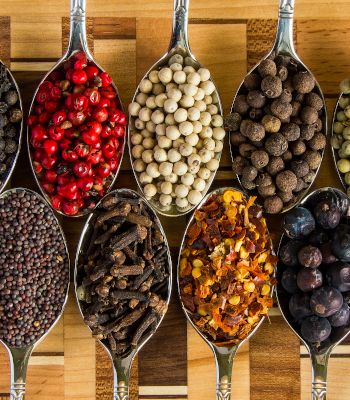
[
  {"left": 0, "top": 64, "right": 22, "bottom": 190},
  {"left": 28, "top": 51, "right": 126, "bottom": 216},
  {"left": 179, "top": 189, "right": 276, "bottom": 345},
  {"left": 227, "top": 54, "right": 326, "bottom": 214},
  {"left": 0, "top": 190, "right": 69, "bottom": 348},
  {"left": 76, "top": 191, "right": 170, "bottom": 358}
]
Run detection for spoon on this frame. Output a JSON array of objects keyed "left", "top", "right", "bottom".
[
  {"left": 128, "top": 0, "right": 224, "bottom": 217},
  {"left": 74, "top": 188, "right": 172, "bottom": 400},
  {"left": 0, "top": 61, "right": 23, "bottom": 194},
  {"left": 0, "top": 187, "right": 70, "bottom": 400},
  {"left": 178, "top": 186, "right": 276, "bottom": 400},
  {"left": 229, "top": 0, "right": 327, "bottom": 214},
  {"left": 276, "top": 187, "right": 350, "bottom": 400},
  {"left": 27, "top": 0, "right": 125, "bottom": 218}
]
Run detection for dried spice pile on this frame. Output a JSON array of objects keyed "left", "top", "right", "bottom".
[
  {"left": 0, "top": 64, "right": 22, "bottom": 190},
  {"left": 76, "top": 191, "right": 170, "bottom": 357},
  {"left": 0, "top": 190, "right": 69, "bottom": 348},
  {"left": 179, "top": 189, "right": 276, "bottom": 345},
  {"left": 227, "top": 54, "right": 326, "bottom": 214}
]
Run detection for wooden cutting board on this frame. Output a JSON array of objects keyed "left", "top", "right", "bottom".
[{"left": 0, "top": 1, "right": 349, "bottom": 399}]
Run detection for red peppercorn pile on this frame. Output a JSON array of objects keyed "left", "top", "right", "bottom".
[{"left": 28, "top": 51, "right": 127, "bottom": 216}]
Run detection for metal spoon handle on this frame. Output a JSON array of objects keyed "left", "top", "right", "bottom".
[
  {"left": 311, "top": 352, "right": 329, "bottom": 400},
  {"left": 66, "top": 0, "right": 90, "bottom": 58},
  {"left": 9, "top": 346, "right": 34, "bottom": 400},
  {"left": 169, "top": 0, "right": 190, "bottom": 51},
  {"left": 213, "top": 346, "right": 237, "bottom": 400},
  {"left": 273, "top": 0, "right": 296, "bottom": 55},
  {"left": 113, "top": 358, "right": 131, "bottom": 400}
]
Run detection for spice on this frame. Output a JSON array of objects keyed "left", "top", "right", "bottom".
[
  {"left": 0, "top": 65, "right": 22, "bottom": 190},
  {"left": 0, "top": 189, "right": 69, "bottom": 347},
  {"left": 179, "top": 189, "right": 276, "bottom": 345},
  {"left": 228, "top": 55, "right": 326, "bottom": 213},
  {"left": 28, "top": 51, "right": 126, "bottom": 216},
  {"left": 76, "top": 190, "right": 170, "bottom": 358}
]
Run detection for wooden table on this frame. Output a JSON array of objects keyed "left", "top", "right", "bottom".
[{"left": 0, "top": 0, "right": 349, "bottom": 399}]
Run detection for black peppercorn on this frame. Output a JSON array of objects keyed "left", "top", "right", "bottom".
[
  {"left": 8, "top": 108, "right": 23, "bottom": 123},
  {"left": 224, "top": 112, "right": 242, "bottom": 131},
  {"left": 5, "top": 90, "right": 18, "bottom": 106}
]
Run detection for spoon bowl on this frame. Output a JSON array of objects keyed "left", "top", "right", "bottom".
[
  {"left": 0, "top": 187, "right": 70, "bottom": 400},
  {"left": 74, "top": 188, "right": 172, "bottom": 400},
  {"left": 178, "top": 186, "right": 276, "bottom": 399},
  {"left": 0, "top": 61, "right": 23, "bottom": 194},
  {"left": 27, "top": 0, "right": 125, "bottom": 218},
  {"left": 229, "top": 0, "right": 327, "bottom": 214},
  {"left": 276, "top": 187, "right": 350, "bottom": 399},
  {"left": 129, "top": 0, "right": 224, "bottom": 217}
]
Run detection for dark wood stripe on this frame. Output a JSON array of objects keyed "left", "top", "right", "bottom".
[
  {"left": 301, "top": 353, "right": 350, "bottom": 359},
  {"left": 0, "top": 17, "right": 10, "bottom": 67},
  {"left": 250, "top": 316, "right": 301, "bottom": 400},
  {"left": 32, "top": 351, "right": 64, "bottom": 357},
  {"left": 189, "top": 18, "right": 248, "bottom": 24},
  {"left": 94, "top": 17, "right": 136, "bottom": 40}
]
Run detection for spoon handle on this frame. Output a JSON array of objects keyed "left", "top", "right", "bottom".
[
  {"left": 66, "top": 0, "right": 90, "bottom": 58},
  {"left": 273, "top": 0, "right": 296, "bottom": 55},
  {"left": 169, "top": 0, "right": 190, "bottom": 51},
  {"left": 113, "top": 357, "right": 132, "bottom": 400},
  {"left": 311, "top": 352, "right": 329, "bottom": 400},
  {"left": 8, "top": 346, "right": 34, "bottom": 400},
  {"left": 213, "top": 346, "right": 238, "bottom": 400}
]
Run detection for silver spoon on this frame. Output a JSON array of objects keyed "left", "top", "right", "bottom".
[
  {"left": 74, "top": 188, "right": 172, "bottom": 400},
  {"left": 229, "top": 0, "right": 327, "bottom": 214},
  {"left": 0, "top": 61, "right": 23, "bottom": 194},
  {"left": 277, "top": 187, "right": 350, "bottom": 400},
  {"left": 0, "top": 187, "right": 70, "bottom": 400},
  {"left": 128, "top": 0, "right": 224, "bottom": 217},
  {"left": 27, "top": 0, "right": 125, "bottom": 218},
  {"left": 178, "top": 186, "right": 276, "bottom": 400}
]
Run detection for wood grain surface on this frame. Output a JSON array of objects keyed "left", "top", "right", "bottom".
[{"left": 0, "top": 1, "right": 349, "bottom": 399}]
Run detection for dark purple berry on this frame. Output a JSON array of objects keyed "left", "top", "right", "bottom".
[
  {"left": 298, "top": 245, "right": 322, "bottom": 268},
  {"left": 279, "top": 240, "right": 303, "bottom": 267},
  {"left": 328, "top": 303, "right": 350, "bottom": 327},
  {"left": 282, "top": 207, "right": 315, "bottom": 239},
  {"left": 326, "top": 262, "right": 350, "bottom": 292},
  {"left": 332, "top": 224, "right": 350, "bottom": 262},
  {"left": 301, "top": 316, "right": 331, "bottom": 343},
  {"left": 297, "top": 267, "right": 323, "bottom": 292},
  {"left": 289, "top": 292, "right": 312, "bottom": 321},
  {"left": 310, "top": 287, "right": 343, "bottom": 317},
  {"left": 314, "top": 200, "right": 341, "bottom": 229},
  {"left": 308, "top": 229, "right": 328, "bottom": 246},
  {"left": 281, "top": 267, "right": 298, "bottom": 293}
]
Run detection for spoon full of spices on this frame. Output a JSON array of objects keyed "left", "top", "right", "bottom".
[
  {"left": 75, "top": 188, "right": 172, "bottom": 399},
  {"left": 128, "top": 0, "right": 225, "bottom": 217},
  {"left": 0, "top": 188, "right": 70, "bottom": 400},
  {"left": 227, "top": 0, "right": 327, "bottom": 215},
  {"left": 27, "top": 0, "right": 127, "bottom": 217},
  {"left": 178, "top": 187, "right": 277, "bottom": 399}
]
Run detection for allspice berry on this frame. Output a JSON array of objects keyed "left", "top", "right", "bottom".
[
  {"left": 232, "top": 156, "right": 249, "bottom": 175},
  {"left": 244, "top": 73, "right": 261, "bottom": 90},
  {"left": 261, "top": 76, "right": 283, "bottom": 98},
  {"left": 247, "top": 90, "right": 266, "bottom": 109},
  {"left": 264, "top": 195, "right": 283, "bottom": 214},
  {"left": 290, "top": 160, "right": 309, "bottom": 178},
  {"left": 305, "top": 92, "right": 324, "bottom": 111},
  {"left": 233, "top": 95, "right": 250, "bottom": 114},
  {"left": 240, "top": 119, "right": 251, "bottom": 136},
  {"left": 242, "top": 165, "right": 258, "bottom": 182},
  {"left": 276, "top": 170, "right": 297, "bottom": 192},
  {"left": 224, "top": 112, "right": 242, "bottom": 131},
  {"left": 291, "top": 101, "right": 302, "bottom": 117},
  {"left": 270, "top": 99, "right": 293, "bottom": 120},
  {"left": 239, "top": 143, "right": 256, "bottom": 158},
  {"left": 249, "top": 108, "right": 263, "bottom": 121},
  {"left": 282, "top": 150, "right": 293, "bottom": 162},
  {"left": 308, "top": 132, "right": 326, "bottom": 151},
  {"left": 245, "top": 122, "right": 265, "bottom": 141},
  {"left": 241, "top": 178, "right": 256, "bottom": 190},
  {"left": 279, "top": 89, "right": 293, "bottom": 103},
  {"left": 262, "top": 115, "right": 281, "bottom": 133},
  {"left": 300, "top": 106, "right": 318, "bottom": 125},
  {"left": 251, "top": 150, "right": 269, "bottom": 169},
  {"left": 256, "top": 173, "right": 273, "bottom": 187},
  {"left": 266, "top": 156, "right": 285, "bottom": 176},
  {"left": 294, "top": 177, "right": 307, "bottom": 193},
  {"left": 281, "top": 123, "right": 300, "bottom": 141},
  {"left": 290, "top": 140, "right": 306, "bottom": 156},
  {"left": 278, "top": 191, "right": 294, "bottom": 203},
  {"left": 258, "top": 183, "right": 276, "bottom": 198},
  {"left": 265, "top": 133, "right": 288, "bottom": 156},
  {"left": 257, "top": 59, "right": 277, "bottom": 77},
  {"left": 230, "top": 132, "right": 246, "bottom": 146},
  {"left": 300, "top": 124, "right": 315, "bottom": 140},
  {"left": 277, "top": 65, "right": 288, "bottom": 81},
  {"left": 303, "top": 150, "right": 322, "bottom": 170},
  {"left": 293, "top": 71, "right": 315, "bottom": 94},
  {"left": 314, "top": 118, "right": 323, "bottom": 132}
]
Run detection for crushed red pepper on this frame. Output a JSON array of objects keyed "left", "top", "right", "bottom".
[{"left": 179, "top": 189, "right": 277, "bottom": 345}]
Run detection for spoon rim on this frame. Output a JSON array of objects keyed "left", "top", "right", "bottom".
[
  {"left": 276, "top": 186, "right": 350, "bottom": 356},
  {"left": 228, "top": 48, "right": 328, "bottom": 215},
  {"left": 73, "top": 187, "right": 173, "bottom": 362},
  {"left": 0, "top": 187, "right": 70, "bottom": 351},
  {"left": 27, "top": 50, "right": 126, "bottom": 219},
  {"left": 0, "top": 61, "right": 24, "bottom": 196},
  {"left": 128, "top": 44, "right": 224, "bottom": 218},
  {"left": 177, "top": 185, "right": 276, "bottom": 351}
]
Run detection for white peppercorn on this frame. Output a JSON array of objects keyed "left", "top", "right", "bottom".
[
  {"left": 211, "top": 114, "right": 224, "bottom": 127},
  {"left": 203, "top": 95, "right": 213, "bottom": 105},
  {"left": 206, "top": 158, "right": 219, "bottom": 171},
  {"left": 131, "top": 133, "right": 143, "bottom": 145},
  {"left": 185, "top": 133, "right": 199, "bottom": 146},
  {"left": 200, "top": 111, "right": 211, "bottom": 126},
  {"left": 159, "top": 161, "right": 173, "bottom": 176},
  {"left": 146, "top": 121, "right": 156, "bottom": 133},
  {"left": 132, "top": 144, "right": 144, "bottom": 159},
  {"left": 174, "top": 108, "right": 188, "bottom": 123},
  {"left": 184, "top": 65, "right": 196, "bottom": 73},
  {"left": 193, "top": 120, "right": 203, "bottom": 134},
  {"left": 169, "top": 54, "right": 184, "bottom": 65},
  {"left": 156, "top": 124, "right": 166, "bottom": 136},
  {"left": 159, "top": 193, "right": 172, "bottom": 206},
  {"left": 175, "top": 184, "right": 189, "bottom": 198},
  {"left": 135, "top": 118, "right": 145, "bottom": 130},
  {"left": 149, "top": 70, "right": 160, "bottom": 83},
  {"left": 180, "top": 95, "right": 195, "bottom": 108},
  {"left": 213, "top": 127, "right": 225, "bottom": 140},
  {"left": 187, "top": 72, "right": 201, "bottom": 86},
  {"left": 129, "top": 102, "right": 141, "bottom": 116},
  {"left": 139, "top": 107, "right": 152, "bottom": 122},
  {"left": 199, "top": 126, "right": 213, "bottom": 139},
  {"left": 174, "top": 70, "right": 186, "bottom": 84},
  {"left": 165, "top": 172, "right": 178, "bottom": 183},
  {"left": 184, "top": 84, "right": 198, "bottom": 97},
  {"left": 179, "top": 143, "right": 193, "bottom": 157},
  {"left": 188, "top": 189, "right": 202, "bottom": 205},
  {"left": 194, "top": 88, "right": 205, "bottom": 101},
  {"left": 154, "top": 147, "right": 168, "bottom": 163},
  {"left": 214, "top": 140, "right": 223, "bottom": 152},
  {"left": 200, "top": 80, "right": 215, "bottom": 95},
  {"left": 179, "top": 121, "right": 194, "bottom": 136},
  {"left": 159, "top": 68, "right": 173, "bottom": 84},
  {"left": 168, "top": 88, "right": 182, "bottom": 101},
  {"left": 164, "top": 99, "right": 178, "bottom": 114},
  {"left": 198, "top": 167, "right": 210, "bottom": 180},
  {"left": 133, "top": 159, "right": 146, "bottom": 172},
  {"left": 170, "top": 63, "right": 183, "bottom": 72},
  {"left": 141, "top": 128, "right": 152, "bottom": 138},
  {"left": 172, "top": 138, "right": 185, "bottom": 148},
  {"left": 146, "top": 162, "right": 160, "bottom": 178},
  {"left": 142, "top": 149, "right": 154, "bottom": 164},
  {"left": 168, "top": 148, "right": 181, "bottom": 163},
  {"left": 136, "top": 92, "right": 148, "bottom": 105},
  {"left": 173, "top": 161, "right": 188, "bottom": 176},
  {"left": 176, "top": 197, "right": 189, "bottom": 209},
  {"left": 188, "top": 163, "right": 200, "bottom": 174},
  {"left": 194, "top": 100, "right": 206, "bottom": 112},
  {"left": 139, "top": 79, "right": 153, "bottom": 93},
  {"left": 166, "top": 125, "right": 181, "bottom": 140},
  {"left": 144, "top": 183, "right": 157, "bottom": 198},
  {"left": 142, "top": 137, "right": 156, "bottom": 149},
  {"left": 207, "top": 104, "right": 218, "bottom": 115},
  {"left": 139, "top": 172, "right": 153, "bottom": 184},
  {"left": 158, "top": 136, "right": 172, "bottom": 149},
  {"left": 155, "top": 93, "right": 167, "bottom": 108},
  {"left": 165, "top": 113, "right": 176, "bottom": 125},
  {"left": 198, "top": 68, "right": 210, "bottom": 82},
  {"left": 161, "top": 181, "right": 172, "bottom": 194},
  {"left": 181, "top": 172, "right": 195, "bottom": 186},
  {"left": 188, "top": 107, "right": 200, "bottom": 121},
  {"left": 203, "top": 138, "right": 215, "bottom": 151},
  {"left": 146, "top": 96, "right": 157, "bottom": 109},
  {"left": 193, "top": 177, "right": 206, "bottom": 191}
]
